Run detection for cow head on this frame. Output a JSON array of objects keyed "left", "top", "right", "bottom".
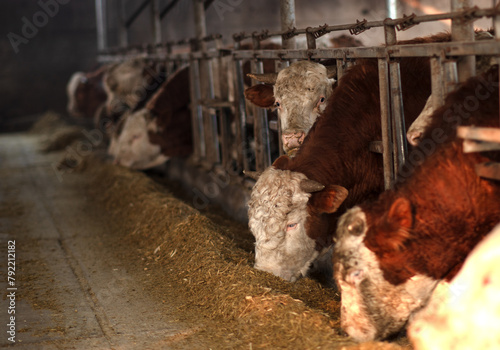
[
  {"left": 247, "top": 157, "right": 348, "bottom": 282},
  {"left": 334, "top": 203, "right": 439, "bottom": 342},
  {"left": 110, "top": 109, "right": 168, "bottom": 170},
  {"left": 103, "top": 59, "right": 158, "bottom": 117},
  {"left": 245, "top": 60, "right": 336, "bottom": 156}
]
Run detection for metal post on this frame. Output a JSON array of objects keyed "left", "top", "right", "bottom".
[
  {"left": 386, "top": 0, "right": 397, "bottom": 19},
  {"left": 189, "top": 41, "right": 205, "bottom": 161},
  {"left": 451, "top": 0, "right": 475, "bottom": 82},
  {"left": 193, "top": 0, "right": 219, "bottom": 166},
  {"left": 378, "top": 59, "right": 394, "bottom": 189},
  {"left": 251, "top": 37, "right": 271, "bottom": 171},
  {"left": 280, "top": 0, "right": 296, "bottom": 50},
  {"left": 117, "top": 0, "right": 128, "bottom": 47},
  {"left": 95, "top": 0, "right": 108, "bottom": 52},
  {"left": 232, "top": 40, "right": 250, "bottom": 172},
  {"left": 151, "top": 0, "right": 162, "bottom": 45}
]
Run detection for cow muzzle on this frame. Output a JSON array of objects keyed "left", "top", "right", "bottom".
[{"left": 282, "top": 131, "right": 305, "bottom": 156}]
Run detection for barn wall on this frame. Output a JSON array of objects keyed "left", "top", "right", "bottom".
[
  {"left": 0, "top": 0, "right": 494, "bottom": 132},
  {"left": 0, "top": 0, "right": 98, "bottom": 132}
]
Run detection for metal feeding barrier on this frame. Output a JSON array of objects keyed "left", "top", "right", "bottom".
[{"left": 96, "top": 0, "right": 500, "bottom": 189}]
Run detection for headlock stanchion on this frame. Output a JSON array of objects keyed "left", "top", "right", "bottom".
[{"left": 96, "top": 0, "right": 500, "bottom": 187}]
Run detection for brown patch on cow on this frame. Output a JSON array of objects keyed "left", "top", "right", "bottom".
[
  {"left": 272, "top": 155, "right": 291, "bottom": 169},
  {"left": 363, "top": 65, "right": 500, "bottom": 286},
  {"left": 244, "top": 84, "right": 275, "bottom": 108}
]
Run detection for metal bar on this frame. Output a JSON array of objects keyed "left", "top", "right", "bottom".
[
  {"left": 95, "top": 0, "right": 108, "bottom": 52},
  {"left": 151, "top": 0, "right": 162, "bottom": 45},
  {"left": 125, "top": 0, "right": 151, "bottom": 28},
  {"left": 232, "top": 54, "right": 250, "bottom": 172},
  {"left": 160, "top": 0, "right": 181, "bottom": 19},
  {"left": 389, "top": 61, "right": 407, "bottom": 175},
  {"left": 233, "top": 7, "right": 499, "bottom": 43},
  {"left": 457, "top": 126, "right": 500, "bottom": 142},
  {"left": 387, "top": 0, "right": 397, "bottom": 19},
  {"left": 378, "top": 59, "right": 394, "bottom": 189},
  {"left": 451, "top": 0, "right": 475, "bottom": 82},
  {"left": 189, "top": 59, "right": 205, "bottom": 160},
  {"left": 117, "top": 0, "right": 128, "bottom": 47},
  {"left": 280, "top": 0, "right": 296, "bottom": 50},
  {"left": 430, "top": 57, "right": 445, "bottom": 108},
  {"left": 475, "top": 162, "right": 500, "bottom": 180}
]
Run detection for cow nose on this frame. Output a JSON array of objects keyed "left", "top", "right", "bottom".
[
  {"left": 407, "top": 131, "right": 423, "bottom": 146},
  {"left": 282, "top": 131, "right": 306, "bottom": 154}
]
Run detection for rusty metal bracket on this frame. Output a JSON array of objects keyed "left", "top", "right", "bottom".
[
  {"left": 233, "top": 32, "right": 246, "bottom": 42},
  {"left": 253, "top": 30, "right": 270, "bottom": 42},
  {"left": 282, "top": 27, "right": 298, "bottom": 40},
  {"left": 349, "top": 19, "right": 368, "bottom": 35},
  {"left": 307, "top": 24, "right": 329, "bottom": 39},
  {"left": 460, "top": 6, "right": 480, "bottom": 22},
  {"left": 395, "top": 13, "right": 417, "bottom": 31}
]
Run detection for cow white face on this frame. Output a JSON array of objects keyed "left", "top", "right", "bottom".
[
  {"left": 111, "top": 109, "right": 168, "bottom": 170},
  {"left": 334, "top": 207, "right": 438, "bottom": 341},
  {"left": 245, "top": 61, "right": 335, "bottom": 156},
  {"left": 248, "top": 164, "right": 348, "bottom": 282},
  {"left": 248, "top": 167, "right": 317, "bottom": 282},
  {"left": 408, "top": 224, "right": 500, "bottom": 350}
]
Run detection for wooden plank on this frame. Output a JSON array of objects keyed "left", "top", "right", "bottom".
[
  {"left": 475, "top": 162, "right": 500, "bottom": 181},
  {"left": 463, "top": 140, "right": 500, "bottom": 153},
  {"left": 457, "top": 126, "right": 500, "bottom": 143}
]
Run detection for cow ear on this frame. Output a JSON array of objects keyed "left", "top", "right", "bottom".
[
  {"left": 272, "top": 155, "right": 290, "bottom": 169},
  {"left": 244, "top": 84, "right": 275, "bottom": 108},
  {"left": 385, "top": 197, "right": 413, "bottom": 250},
  {"left": 311, "top": 185, "right": 348, "bottom": 214}
]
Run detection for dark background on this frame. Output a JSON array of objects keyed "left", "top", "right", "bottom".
[{"left": 1, "top": 0, "right": 490, "bottom": 132}]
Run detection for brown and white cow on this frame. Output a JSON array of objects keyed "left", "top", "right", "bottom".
[
  {"left": 110, "top": 66, "right": 192, "bottom": 169},
  {"left": 247, "top": 34, "right": 455, "bottom": 282},
  {"left": 334, "top": 65, "right": 500, "bottom": 342},
  {"left": 408, "top": 223, "right": 500, "bottom": 350},
  {"left": 102, "top": 58, "right": 165, "bottom": 122},
  {"left": 244, "top": 60, "right": 337, "bottom": 156},
  {"left": 66, "top": 65, "right": 108, "bottom": 119}
]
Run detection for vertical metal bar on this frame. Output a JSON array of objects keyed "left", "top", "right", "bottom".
[
  {"left": 430, "top": 57, "right": 445, "bottom": 109},
  {"left": 251, "top": 59, "right": 272, "bottom": 171},
  {"left": 189, "top": 57, "right": 205, "bottom": 160},
  {"left": 151, "top": 0, "right": 162, "bottom": 45},
  {"left": 378, "top": 59, "right": 394, "bottom": 190},
  {"left": 232, "top": 46, "right": 250, "bottom": 172},
  {"left": 386, "top": 0, "right": 397, "bottom": 19},
  {"left": 306, "top": 31, "right": 316, "bottom": 50},
  {"left": 95, "top": 0, "right": 108, "bottom": 52},
  {"left": 280, "top": 0, "right": 296, "bottom": 50},
  {"left": 451, "top": 0, "right": 475, "bottom": 82},
  {"left": 117, "top": 0, "right": 128, "bottom": 47},
  {"left": 443, "top": 60, "right": 458, "bottom": 94},
  {"left": 389, "top": 61, "right": 407, "bottom": 172},
  {"left": 274, "top": 60, "right": 285, "bottom": 158},
  {"left": 336, "top": 60, "right": 345, "bottom": 80}
]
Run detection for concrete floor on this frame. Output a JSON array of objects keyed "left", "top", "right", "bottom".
[{"left": 0, "top": 133, "right": 196, "bottom": 349}]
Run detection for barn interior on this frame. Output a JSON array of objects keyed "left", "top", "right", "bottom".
[{"left": 1, "top": 0, "right": 499, "bottom": 349}]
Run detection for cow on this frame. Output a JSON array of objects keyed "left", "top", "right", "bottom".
[
  {"left": 244, "top": 36, "right": 365, "bottom": 156},
  {"left": 407, "top": 29, "right": 494, "bottom": 146},
  {"left": 101, "top": 58, "right": 166, "bottom": 124},
  {"left": 66, "top": 65, "right": 108, "bottom": 120},
  {"left": 408, "top": 222, "right": 500, "bottom": 350},
  {"left": 244, "top": 60, "right": 337, "bottom": 156},
  {"left": 110, "top": 66, "right": 192, "bottom": 169},
  {"left": 246, "top": 33, "right": 457, "bottom": 283},
  {"left": 333, "top": 64, "right": 500, "bottom": 342}
]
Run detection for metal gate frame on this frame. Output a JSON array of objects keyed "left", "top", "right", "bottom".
[{"left": 96, "top": 0, "right": 500, "bottom": 188}]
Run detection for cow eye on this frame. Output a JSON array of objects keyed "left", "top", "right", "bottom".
[
  {"left": 347, "top": 218, "right": 365, "bottom": 236},
  {"left": 286, "top": 223, "right": 297, "bottom": 231},
  {"left": 275, "top": 101, "right": 280, "bottom": 108},
  {"left": 320, "top": 97, "right": 325, "bottom": 103}
]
